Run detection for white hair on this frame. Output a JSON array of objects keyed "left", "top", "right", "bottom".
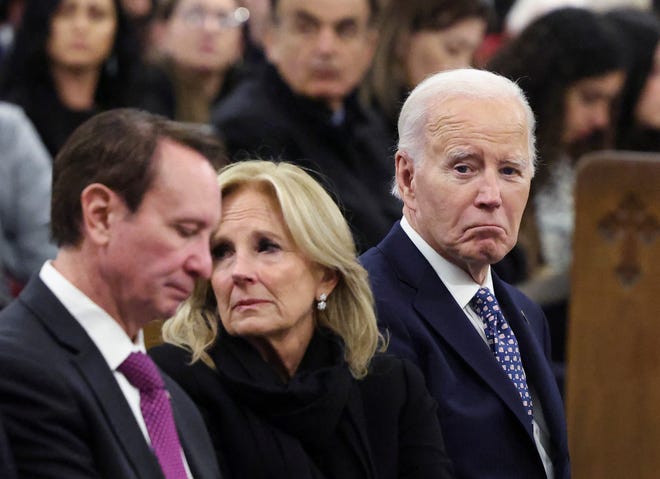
[{"left": 394, "top": 68, "right": 537, "bottom": 197}]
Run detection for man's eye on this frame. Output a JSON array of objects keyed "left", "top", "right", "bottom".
[
  {"left": 501, "top": 166, "right": 520, "bottom": 176},
  {"left": 454, "top": 164, "right": 470, "bottom": 174},
  {"left": 177, "top": 225, "right": 196, "bottom": 237}
]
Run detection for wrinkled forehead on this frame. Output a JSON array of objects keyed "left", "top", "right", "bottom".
[{"left": 424, "top": 96, "right": 531, "bottom": 153}]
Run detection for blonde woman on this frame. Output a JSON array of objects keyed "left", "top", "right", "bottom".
[{"left": 150, "top": 160, "right": 454, "bottom": 479}]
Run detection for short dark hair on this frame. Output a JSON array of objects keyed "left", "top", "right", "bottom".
[
  {"left": 269, "top": 0, "right": 379, "bottom": 24},
  {"left": 51, "top": 108, "right": 227, "bottom": 247}
]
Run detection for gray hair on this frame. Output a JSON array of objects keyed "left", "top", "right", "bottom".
[{"left": 394, "top": 68, "right": 537, "bottom": 196}]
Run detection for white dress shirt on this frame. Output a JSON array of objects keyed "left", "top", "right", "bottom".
[
  {"left": 400, "top": 217, "right": 554, "bottom": 479},
  {"left": 40, "top": 261, "right": 194, "bottom": 478}
]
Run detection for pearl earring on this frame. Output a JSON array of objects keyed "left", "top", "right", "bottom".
[{"left": 317, "top": 293, "right": 327, "bottom": 311}]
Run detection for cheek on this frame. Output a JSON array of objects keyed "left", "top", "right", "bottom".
[
  {"left": 210, "top": 270, "right": 229, "bottom": 308},
  {"left": 97, "top": 25, "right": 117, "bottom": 53},
  {"left": 217, "top": 33, "right": 242, "bottom": 64}
]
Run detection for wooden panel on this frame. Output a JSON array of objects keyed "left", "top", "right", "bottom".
[
  {"left": 143, "top": 320, "right": 165, "bottom": 350},
  {"left": 566, "top": 151, "right": 660, "bottom": 478}
]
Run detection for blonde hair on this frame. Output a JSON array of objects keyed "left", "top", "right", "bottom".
[{"left": 162, "top": 160, "right": 385, "bottom": 378}]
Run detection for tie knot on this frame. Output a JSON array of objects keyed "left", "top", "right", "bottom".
[
  {"left": 471, "top": 287, "right": 503, "bottom": 321},
  {"left": 118, "top": 352, "right": 165, "bottom": 392}
]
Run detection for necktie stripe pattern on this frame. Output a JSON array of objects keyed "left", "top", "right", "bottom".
[
  {"left": 471, "top": 287, "right": 534, "bottom": 421},
  {"left": 118, "top": 352, "right": 188, "bottom": 478}
]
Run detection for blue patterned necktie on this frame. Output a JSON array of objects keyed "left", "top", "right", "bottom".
[{"left": 471, "top": 287, "right": 534, "bottom": 421}]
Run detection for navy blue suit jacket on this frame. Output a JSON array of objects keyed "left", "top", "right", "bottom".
[
  {"left": 0, "top": 276, "right": 222, "bottom": 479},
  {"left": 360, "top": 222, "right": 570, "bottom": 479}
]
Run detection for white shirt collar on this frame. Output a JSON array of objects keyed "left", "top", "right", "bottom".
[
  {"left": 399, "top": 216, "right": 495, "bottom": 307},
  {"left": 39, "top": 261, "right": 145, "bottom": 371}
]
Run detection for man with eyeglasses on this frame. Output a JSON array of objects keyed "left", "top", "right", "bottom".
[{"left": 211, "top": 0, "right": 400, "bottom": 252}]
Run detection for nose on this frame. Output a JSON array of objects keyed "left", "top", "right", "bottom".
[
  {"left": 230, "top": 250, "right": 256, "bottom": 284},
  {"left": 201, "top": 13, "right": 221, "bottom": 32},
  {"left": 71, "top": 12, "right": 91, "bottom": 30},
  {"left": 474, "top": 169, "right": 503, "bottom": 209},
  {"left": 316, "top": 27, "right": 338, "bottom": 55},
  {"left": 590, "top": 103, "right": 610, "bottom": 130},
  {"left": 184, "top": 241, "right": 214, "bottom": 280}
]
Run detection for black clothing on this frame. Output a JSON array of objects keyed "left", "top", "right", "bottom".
[
  {"left": 211, "top": 64, "right": 401, "bottom": 251},
  {"left": 2, "top": 83, "right": 96, "bottom": 157},
  {"left": 151, "top": 329, "right": 454, "bottom": 479}
]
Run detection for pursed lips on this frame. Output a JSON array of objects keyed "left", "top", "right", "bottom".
[
  {"left": 233, "top": 298, "right": 270, "bottom": 310},
  {"left": 463, "top": 224, "right": 507, "bottom": 235}
]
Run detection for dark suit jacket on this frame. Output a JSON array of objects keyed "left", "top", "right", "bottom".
[
  {"left": 0, "top": 413, "right": 16, "bottom": 479},
  {"left": 0, "top": 276, "right": 222, "bottom": 479},
  {"left": 211, "top": 64, "right": 401, "bottom": 251},
  {"left": 151, "top": 339, "right": 454, "bottom": 479},
  {"left": 360, "top": 222, "right": 570, "bottom": 479}
]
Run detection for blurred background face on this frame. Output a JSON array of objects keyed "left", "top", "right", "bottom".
[
  {"left": 404, "top": 16, "right": 486, "bottom": 88},
  {"left": 635, "top": 43, "right": 660, "bottom": 129},
  {"left": 562, "top": 70, "right": 625, "bottom": 146},
  {"left": 265, "top": 0, "right": 376, "bottom": 110},
  {"left": 163, "top": 0, "right": 245, "bottom": 72},
  {"left": 47, "top": 0, "right": 117, "bottom": 71}
]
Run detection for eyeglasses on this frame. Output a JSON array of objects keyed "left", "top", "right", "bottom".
[{"left": 178, "top": 6, "right": 250, "bottom": 29}]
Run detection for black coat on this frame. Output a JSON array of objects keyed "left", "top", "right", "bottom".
[
  {"left": 211, "top": 65, "right": 401, "bottom": 251},
  {"left": 0, "top": 277, "right": 222, "bottom": 479},
  {"left": 151, "top": 330, "right": 455, "bottom": 479}
]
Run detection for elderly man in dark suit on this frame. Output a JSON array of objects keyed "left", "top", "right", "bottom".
[
  {"left": 361, "top": 69, "right": 570, "bottom": 479},
  {"left": 0, "top": 109, "right": 224, "bottom": 478}
]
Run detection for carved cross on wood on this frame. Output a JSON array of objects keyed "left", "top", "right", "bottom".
[{"left": 598, "top": 193, "right": 659, "bottom": 286}]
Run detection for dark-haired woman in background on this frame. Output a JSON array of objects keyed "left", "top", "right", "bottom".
[
  {"left": 146, "top": 0, "right": 248, "bottom": 123},
  {"left": 606, "top": 8, "right": 660, "bottom": 152},
  {"left": 0, "top": 0, "right": 151, "bottom": 156}
]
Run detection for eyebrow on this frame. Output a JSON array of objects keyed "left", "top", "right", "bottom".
[{"left": 292, "top": 9, "right": 361, "bottom": 27}]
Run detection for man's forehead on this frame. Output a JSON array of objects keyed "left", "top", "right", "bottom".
[
  {"left": 426, "top": 97, "right": 527, "bottom": 135},
  {"left": 423, "top": 97, "right": 530, "bottom": 156},
  {"left": 276, "top": 0, "right": 371, "bottom": 23}
]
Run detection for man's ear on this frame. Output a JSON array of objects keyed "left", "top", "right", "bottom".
[
  {"left": 80, "top": 183, "right": 124, "bottom": 246},
  {"left": 395, "top": 149, "right": 417, "bottom": 210}
]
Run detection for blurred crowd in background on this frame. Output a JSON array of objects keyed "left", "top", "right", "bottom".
[{"left": 0, "top": 0, "right": 659, "bottom": 391}]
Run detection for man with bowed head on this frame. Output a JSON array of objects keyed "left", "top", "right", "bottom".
[
  {"left": 0, "top": 109, "right": 224, "bottom": 478},
  {"left": 361, "top": 69, "right": 570, "bottom": 478}
]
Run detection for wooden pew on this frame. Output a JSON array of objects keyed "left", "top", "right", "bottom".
[{"left": 565, "top": 151, "right": 660, "bottom": 478}]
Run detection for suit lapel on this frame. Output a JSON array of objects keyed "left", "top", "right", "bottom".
[
  {"left": 379, "top": 225, "right": 535, "bottom": 436},
  {"left": 20, "top": 278, "right": 163, "bottom": 478}
]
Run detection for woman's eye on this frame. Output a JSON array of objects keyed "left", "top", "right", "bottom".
[
  {"left": 211, "top": 243, "right": 231, "bottom": 260},
  {"left": 257, "top": 238, "right": 280, "bottom": 253}
]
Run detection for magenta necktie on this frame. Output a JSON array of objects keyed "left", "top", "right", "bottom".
[
  {"left": 118, "top": 352, "right": 188, "bottom": 478},
  {"left": 471, "top": 287, "right": 534, "bottom": 421}
]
